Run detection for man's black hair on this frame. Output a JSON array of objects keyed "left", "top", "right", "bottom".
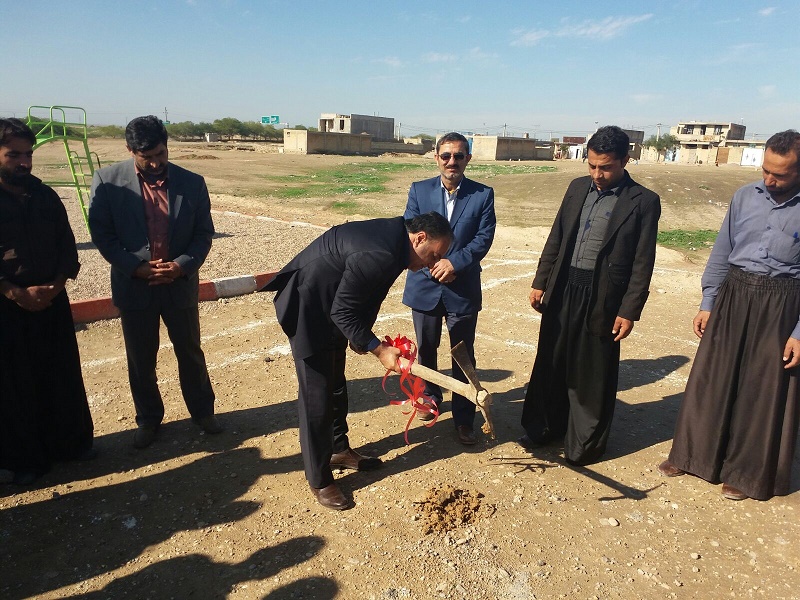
[
  {"left": 436, "top": 132, "right": 470, "bottom": 154},
  {"left": 405, "top": 211, "right": 453, "bottom": 241},
  {"left": 765, "top": 130, "right": 800, "bottom": 171},
  {"left": 125, "top": 115, "right": 168, "bottom": 152},
  {"left": 587, "top": 126, "right": 630, "bottom": 160},
  {"left": 0, "top": 118, "right": 36, "bottom": 148}
]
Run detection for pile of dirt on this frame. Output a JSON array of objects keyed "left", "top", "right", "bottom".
[{"left": 415, "top": 485, "right": 495, "bottom": 534}]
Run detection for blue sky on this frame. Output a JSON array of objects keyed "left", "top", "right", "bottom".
[{"left": 4, "top": 1, "right": 798, "bottom": 140}]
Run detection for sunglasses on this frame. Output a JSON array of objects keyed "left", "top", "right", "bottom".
[{"left": 438, "top": 152, "right": 466, "bottom": 162}]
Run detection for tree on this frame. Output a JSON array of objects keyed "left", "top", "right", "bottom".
[
  {"left": 644, "top": 133, "right": 678, "bottom": 152},
  {"left": 212, "top": 117, "right": 245, "bottom": 140},
  {"left": 644, "top": 133, "right": 679, "bottom": 161}
]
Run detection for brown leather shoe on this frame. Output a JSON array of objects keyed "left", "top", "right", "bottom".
[
  {"left": 310, "top": 483, "right": 351, "bottom": 510},
  {"left": 721, "top": 483, "right": 748, "bottom": 501},
  {"left": 657, "top": 460, "right": 685, "bottom": 477},
  {"left": 456, "top": 425, "right": 477, "bottom": 446},
  {"left": 417, "top": 395, "right": 439, "bottom": 422},
  {"left": 330, "top": 448, "right": 383, "bottom": 471}
]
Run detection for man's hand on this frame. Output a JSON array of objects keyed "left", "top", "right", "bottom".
[
  {"left": 134, "top": 260, "right": 183, "bottom": 285},
  {"left": 429, "top": 258, "right": 456, "bottom": 283},
  {"left": 28, "top": 284, "right": 61, "bottom": 305},
  {"left": 371, "top": 341, "right": 402, "bottom": 373},
  {"left": 4, "top": 285, "right": 53, "bottom": 311},
  {"left": 783, "top": 337, "right": 800, "bottom": 369},
  {"left": 693, "top": 310, "right": 711, "bottom": 338},
  {"left": 612, "top": 317, "right": 634, "bottom": 342},
  {"left": 529, "top": 288, "right": 545, "bottom": 313}
]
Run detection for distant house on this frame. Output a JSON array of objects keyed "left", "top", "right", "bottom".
[
  {"left": 318, "top": 113, "right": 395, "bottom": 142},
  {"left": 469, "top": 135, "right": 554, "bottom": 161},
  {"left": 622, "top": 129, "right": 644, "bottom": 160},
  {"left": 669, "top": 121, "right": 754, "bottom": 165}
]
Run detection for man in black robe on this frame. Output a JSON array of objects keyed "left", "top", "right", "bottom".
[
  {"left": 520, "top": 126, "right": 661, "bottom": 465},
  {"left": 0, "top": 118, "right": 94, "bottom": 486}
]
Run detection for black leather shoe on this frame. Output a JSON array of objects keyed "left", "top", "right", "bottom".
[
  {"left": 456, "top": 425, "right": 477, "bottom": 446},
  {"left": 76, "top": 447, "right": 98, "bottom": 461},
  {"left": 310, "top": 483, "right": 351, "bottom": 510},
  {"left": 330, "top": 448, "right": 383, "bottom": 471},
  {"left": 13, "top": 471, "right": 40, "bottom": 486},
  {"left": 133, "top": 425, "right": 158, "bottom": 449},
  {"left": 195, "top": 415, "right": 223, "bottom": 434},
  {"left": 518, "top": 434, "right": 543, "bottom": 450}
]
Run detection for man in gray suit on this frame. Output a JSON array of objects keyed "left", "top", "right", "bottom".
[{"left": 89, "top": 116, "right": 220, "bottom": 449}]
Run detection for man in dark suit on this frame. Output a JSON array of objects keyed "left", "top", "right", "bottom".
[
  {"left": 263, "top": 213, "right": 453, "bottom": 510},
  {"left": 89, "top": 115, "right": 220, "bottom": 450},
  {"left": 520, "top": 126, "right": 661, "bottom": 465},
  {"left": 403, "top": 132, "right": 496, "bottom": 445}
]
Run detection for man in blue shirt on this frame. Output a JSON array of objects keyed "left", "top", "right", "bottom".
[{"left": 659, "top": 129, "right": 800, "bottom": 501}]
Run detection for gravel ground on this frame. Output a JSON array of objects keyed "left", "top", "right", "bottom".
[{"left": 60, "top": 188, "right": 327, "bottom": 301}]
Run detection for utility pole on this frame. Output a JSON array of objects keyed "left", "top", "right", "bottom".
[
  {"left": 502, "top": 123, "right": 507, "bottom": 137},
  {"left": 164, "top": 107, "right": 168, "bottom": 124},
  {"left": 656, "top": 123, "right": 662, "bottom": 140}
]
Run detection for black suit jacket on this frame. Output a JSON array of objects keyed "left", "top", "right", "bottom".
[
  {"left": 88, "top": 159, "right": 214, "bottom": 310},
  {"left": 264, "top": 217, "right": 410, "bottom": 359},
  {"left": 533, "top": 173, "right": 661, "bottom": 336}
]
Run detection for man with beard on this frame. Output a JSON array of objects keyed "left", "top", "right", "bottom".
[
  {"left": 89, "top": 115, "right": 219, "bottom": 449},
  {"left": 0, "top": 118, "right": 94, "bottom": 485},
  {"left": 659, "top": 130, "right": 800, "bottom": 501},
  {"left": 519, "top": 125, "right": 661, "bottom": 465},
  {"left": 264, "top": 212, "right": 453, "bottom": 510}
]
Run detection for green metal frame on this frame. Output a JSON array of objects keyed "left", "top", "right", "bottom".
[{"left": 25, "top": 105, "right": 101, "bottom": 231}]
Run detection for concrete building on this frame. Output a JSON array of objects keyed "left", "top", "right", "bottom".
[
  {"left": 318, "top": 113, "right": 395, "bottom": 142},
  {"left": 283, "top": 129, "right": 371, "bottom": 155},
  {"left": 669, "top": 121, "right": 746, "bottom": 165},
  {"left": 469, "top": 135, "right": 554, "bottom": 161},
  {"left": 622, "top": 129, "right": 644, "bottom": 160}
]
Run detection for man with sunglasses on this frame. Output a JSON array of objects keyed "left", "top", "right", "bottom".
[
  {"left": 402, "top": 132, "right": 496, "bottom": 445},
  {"left": 520, "top": 126, "right": 661, "bottom": 466}
]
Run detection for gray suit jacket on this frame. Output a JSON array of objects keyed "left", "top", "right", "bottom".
[{"left": 88, "top": 158, "right": 214, "bottom": 310}]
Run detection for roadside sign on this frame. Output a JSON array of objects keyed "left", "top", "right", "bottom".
[{"left": 261, "top": 115, "right": 280, "bottom": 125}]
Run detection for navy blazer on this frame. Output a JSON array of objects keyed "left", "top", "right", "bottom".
[
  {"left": 533, "top": 173, "right": 661, "bottom": 336},
  {"left": 402, "top": 176, "right": 496, "bottom": 314},
  {"left": 88, "top": 159, "right": 215, "bottom": 310},
  {"left": 264, "top": 217, "right": 410, "bottom": 360}
]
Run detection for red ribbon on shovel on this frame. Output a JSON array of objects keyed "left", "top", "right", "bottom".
[{"left": 381, "top": 334, "right": 439, "bottom": 444}]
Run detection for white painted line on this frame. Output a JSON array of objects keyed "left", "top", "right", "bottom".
[{"left": 81, "top": 320, "right": 268, "bottom": 369}]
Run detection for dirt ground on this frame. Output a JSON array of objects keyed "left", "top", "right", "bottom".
[{"left": 1, "top": 141, "right": 798, "bottom": 599}]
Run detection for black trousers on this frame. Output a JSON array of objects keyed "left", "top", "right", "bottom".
[
  {"left": 412, "top": 302, "right": 479, "bottom": 428},
  {"left": 290, "top": 341, "right": 351, "bottom": 488},
  {"left": 669, "top": 267, "right": 800, "bottom": 500},
  {"left": 522, "top": 269, "right": 619, "bottom": 464},
  {"left": 119, "top": 287, "right": 215, "bottom": 427},
  {"left": 0, "top": 290, "right": 93, "bottom": 474}
]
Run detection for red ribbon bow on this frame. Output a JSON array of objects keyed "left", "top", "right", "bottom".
[{"left": 381, "top": 334, "right": 439, "bottom": 444}]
